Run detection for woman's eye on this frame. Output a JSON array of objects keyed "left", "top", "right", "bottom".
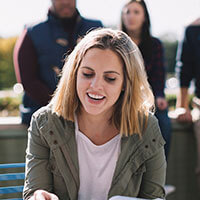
[
  {"left": 83, "top": 73, "right": 93, "bottom": 78},
  {"left": 134, "top": 10, "right": 140, "bottom": 15},
  {"left": 124, "top": 10, "right": 130, "bottom": 15},
  {"left": 105, "top": 77, "right": 116, "bottom": 82}
]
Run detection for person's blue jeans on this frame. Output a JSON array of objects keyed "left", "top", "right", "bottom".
[{"left": 155, "top": 108, "right": 171, "bottom": 161}]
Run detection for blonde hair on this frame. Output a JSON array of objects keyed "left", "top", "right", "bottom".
[{"left": 51, "top": 28, "right": 154, "bottom": 136}]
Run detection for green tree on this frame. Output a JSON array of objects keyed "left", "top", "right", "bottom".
[
  {"left": 0, "top": 37, "right": 17, "bottom": 90},
  {"left": 160, "top": 34, "right": 178, "bottom": 74}
]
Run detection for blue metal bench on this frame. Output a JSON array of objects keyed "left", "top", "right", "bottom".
[
  {"left": 0, "top": 163, "right": 175, "bottom": 200},
  {"left": 0, "top": 163, "right": 25, "bottom": 200},
  {"left": 109, "top": 196, "right": 163, "bottom": 200}
]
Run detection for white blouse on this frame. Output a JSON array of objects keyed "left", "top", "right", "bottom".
[{"left": 75, "top": 119, "right": 121, "bottom": 200}]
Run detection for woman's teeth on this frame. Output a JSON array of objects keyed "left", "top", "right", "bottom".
[{"left": 88, "top": 93, "right": 104, "bottom": 100}]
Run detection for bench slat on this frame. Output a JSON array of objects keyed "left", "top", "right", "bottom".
[
  {"left": 0, "top": 173, "right": 25, "bottom": 181},
  {"left": 0, "top": 163, "right": 25, "bottom": 169},
  {"left": 0, "top": 185, "right": 24, "bottom": 194}
]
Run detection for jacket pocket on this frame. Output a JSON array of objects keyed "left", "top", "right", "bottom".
[
  {"left": 49, "top": 154, "right": 70, "bottom": 199},
  {"left": 133, "top": 163, "right": 146, "bottom": 175},
  {"left": 110, "top": 162, "right": 146, "bottom": 196},
  {"left": 124, "top": 164, "right": 146, "bottom": 196}
]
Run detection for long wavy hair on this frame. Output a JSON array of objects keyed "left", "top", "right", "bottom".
[
  {"left": 120, "top": 0, "right": 153, "bottom": 62},
  {"left": 51, "top": 28, "right": 154, "bottom": 136}
]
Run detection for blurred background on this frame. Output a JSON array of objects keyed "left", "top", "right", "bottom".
[
  {"left": 0, "top": 0, "right": 200, "bottom": 115},
  {"left": 1, "top": 0, "right": 200, "bottom": 38},
  {"left": 0, "top": 1, "right": 200, "bottom": 199}
]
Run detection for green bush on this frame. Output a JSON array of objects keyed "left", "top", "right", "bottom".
[
  {"left": 0, "top": 94, "right": 194, "bottom": 117},
  {"left": 166, "top": 94, "right": 177, "bottom": 110},
  {"left": 0, "top": 96, "right": 21, "bottom": 117},
  {"left": 0, "top": 37, "right": 17, "bottom": 90},
  {"left": 166, "top": 93, "right": 194, "bottom": 111},
  {"left": 161, "top": 39, "right": 178, "bottom": 73}
]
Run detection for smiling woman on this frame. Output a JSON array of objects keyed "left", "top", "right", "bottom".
[
  {"left": 76, "top": 48, "right": 124, "bottom": 120},
  {"left": 23, "top": 28, "right": 166, "bottom": 200}
]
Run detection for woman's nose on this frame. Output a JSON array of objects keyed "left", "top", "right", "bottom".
[{"left": 90, "top": 77, "right": 103, "bottom": 89}]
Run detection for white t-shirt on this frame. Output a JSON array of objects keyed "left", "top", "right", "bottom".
[{"left": 75, "top": 119, "right": 121, "bottom": 200}]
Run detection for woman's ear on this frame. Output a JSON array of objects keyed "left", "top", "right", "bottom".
[{"left": 122, "top": 82, "right": 126, "bottom": 91}]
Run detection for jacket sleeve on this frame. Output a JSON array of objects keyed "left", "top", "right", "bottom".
[
  {"left": 13, "top": 28, "right": 53, "bottom": 106},
  {"left": 138, "top": 114, "right": 166, "bottom": 199},
  {"left": 23, "top": 114, "right": 53, "bottom": 199},
  {"left": 138, "top": 146, "right": 166, "bottom": 199},
  {"left": 178, "top": 27, "right": 195, "bottom": 88},
  {"left": 149, "top": 39, "right": 166, "bottom": 98}
]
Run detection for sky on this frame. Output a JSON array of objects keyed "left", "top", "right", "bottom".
[{"left": 0, "top": 0, "right": 200, "bottom": 40}]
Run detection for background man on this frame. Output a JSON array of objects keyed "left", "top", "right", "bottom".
[
  {"left": 176, "top": 17, "right": 200, "bottom": 194},
  {"left": 14, "top": 0, "right": 103, "bottom": 125}
]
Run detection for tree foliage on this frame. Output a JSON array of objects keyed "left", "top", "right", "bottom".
[
  {"left": 0, "top": 36, "right": 179, "bottom": 90},
  {"left": 161, "top": 37, "right": 178, "bottom": 73},
  {"left": 0, "top": 37, "right": 17, "bottom": 90}
]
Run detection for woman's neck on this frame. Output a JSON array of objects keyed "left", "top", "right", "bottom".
[
  {"left": 127, "top": 30, "right": 141, "bottom": 45},
  {"left": 77, "top": 111, "right": 119, "bottom": 145}
]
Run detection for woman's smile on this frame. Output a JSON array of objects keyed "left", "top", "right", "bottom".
[{"left": 86, "top": 92, "right": 106, "bottom": 104}]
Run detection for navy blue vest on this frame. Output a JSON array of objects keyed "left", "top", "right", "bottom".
[{"left": 21, "top": 13, "right": 103, "bottom": 124}]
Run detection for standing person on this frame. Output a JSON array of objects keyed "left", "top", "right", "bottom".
[
  {"left": 176, "top": 18, "right": 200, "bottom": 194},
  {"left": 13, "top": 0, "right": 103, "bottom": 126},
  {"left": 24, "top": 28, "right": 166, "bottom": 200},
  {"left": 120, "top": 0, "right": 171, "bottom": 160}
]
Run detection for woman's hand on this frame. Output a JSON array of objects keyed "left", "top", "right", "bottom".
[
  {"left": 177, "top": 109, "right": 193, "bottom": 122},
  {"left": 156, "top": 97, "right": 168, "bottom": 110},
  {"left": 29, "top": 190, "right": 59, "bottom": 200}
]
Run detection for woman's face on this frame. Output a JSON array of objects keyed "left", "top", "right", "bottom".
[
  {"left": 76, "top": 48, "right": 124, "bottom": 117},
  {"left": 52, "top": 0, "right": 76, "bottom": 18},
  {"left": 122, "top": 2, "right": 145, "bottom": 33}
]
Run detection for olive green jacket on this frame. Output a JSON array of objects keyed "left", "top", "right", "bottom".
[{"left": 23, "top": 105, "right": 166, "bottom": 200}]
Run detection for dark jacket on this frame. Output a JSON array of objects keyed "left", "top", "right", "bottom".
[
  {"left": 14, "top": 11, "right": 103, "bottom": 125},
  {"left": 23, "top": 105, "right": 166, "bottom": 200},
  {"left": 139, "top": 37, "right": 166, "bottom": 98},
  {"left": 176, "top": 25, "right": 200, "bottom": 98}
]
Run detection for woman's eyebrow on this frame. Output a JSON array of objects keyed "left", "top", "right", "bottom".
[
  {"left": 104, "top": 71, "right": 121, "bottom": 75},
  {"left": 81, "top": 66, "right": 94, "bottom": 71},
  {"left": 81, "top": 67, "right": 121, "bottom": 75}
]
